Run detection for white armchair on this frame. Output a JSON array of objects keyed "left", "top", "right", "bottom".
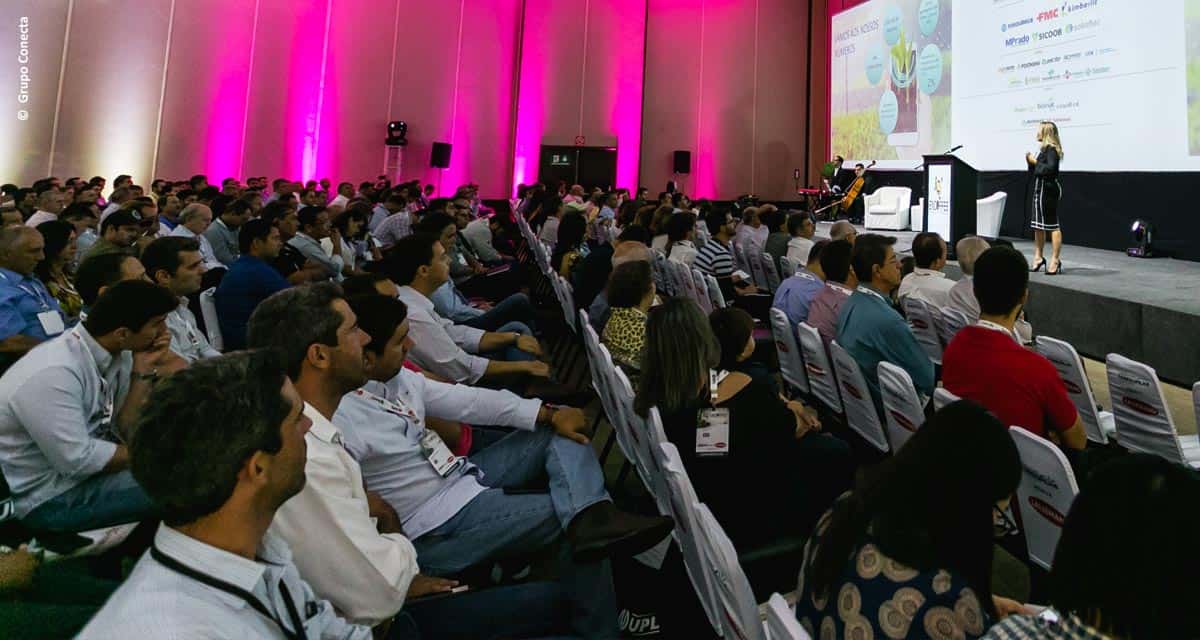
[
  {"left": 976, "top": 191, "right": 1007, "bottom": 238},
  {"left": 864, "top": 186, "right": 912, "bottom": 230}
]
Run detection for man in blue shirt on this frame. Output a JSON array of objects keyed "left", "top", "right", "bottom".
[
  {"left": 836, "top": 234, "right": 934, "bottom": 411},
  {"left": 772, "top": 239, "right": 828, "bottom": 327},
  {"left": 0, "top": 226, "right": 66, "bottom": 360},
  {"left": 429, "top": 280, "right": 535, "bottom": 334},
  {"left": 214, "top": 219, "right": 290, "bottom": 350}
]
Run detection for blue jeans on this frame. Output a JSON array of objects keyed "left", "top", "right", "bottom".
[
  {"left": 413, "top": 428, "right": 617, "bottom": 639},
  {"left": 389, "top": 580, "right": 579, "bottom": 640},
  {"left": 22, "top": 470, "right": 157, "bottom": 533},
  {"left": 462, "top": 293, "right": 538, "bottom": 333}
]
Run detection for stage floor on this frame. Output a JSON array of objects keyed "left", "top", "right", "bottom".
[{"left": 814, "top": 223, "right": 1200, "bottom": 385}]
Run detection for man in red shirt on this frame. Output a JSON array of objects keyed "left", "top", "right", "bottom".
[{"left": 942, "top": 246, "right": 1086, "bottom": 450}]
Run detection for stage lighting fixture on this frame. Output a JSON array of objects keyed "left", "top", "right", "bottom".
[
  {"left": 386, "top": 121, "right": 408, "bottom": 146},
  {"left": 1127, "top": 219, "right": 1154, "bottom": 258}
]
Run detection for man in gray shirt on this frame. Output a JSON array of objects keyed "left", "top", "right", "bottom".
[
  {"left": 0, "top": 280, "right": 183, "bottom": 532},
  {"left": 203, "top": 199, "right": 252, "bottom": 267},
  {"left": 287, "top": 206, "right": 344, "bottom": 282}
]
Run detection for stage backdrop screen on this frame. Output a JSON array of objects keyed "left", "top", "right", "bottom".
[{"left": 831, "top": 0, "right": 1200, "bottom": 172}]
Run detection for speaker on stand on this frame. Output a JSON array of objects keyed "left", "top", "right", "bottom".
[
  {"left": 430, "top": 142, "right": 452, "bottom": 196},
  {"left": 673, "top": 150, "right": 691, "bottom": 195}
]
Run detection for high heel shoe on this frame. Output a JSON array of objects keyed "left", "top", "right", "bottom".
[
  {"left": 1046, "top": 260, "right": 1063, "bottom": 276},
  {"left": 1030, "top": 258, "right": 1046, "bottom": 272}
]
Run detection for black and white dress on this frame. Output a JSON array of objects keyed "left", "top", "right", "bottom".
[{"left": 1030, "top": 146, "right": 1062, "bottom": 231}]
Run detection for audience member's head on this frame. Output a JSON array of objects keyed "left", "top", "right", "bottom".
[
  {"left": 342, "top": 272, "right": 399, "bottom": 299},
  {"left": 238, "top": 218, "right": 281, "bottom": 259},
  {"left": 806, "top": 239, "right": 830, "bottom": 277},
  {"left": 819, "top": 239, "right": 856, "bottom": 287},
  {"left": 0, "top": 207, "right": 22, "bottom": 228},
  {"left": 955, "top": 236, "right": 991, "bottom": 276},
  {"left": 36, "top": 189, "right": 65, "bottom": 215},
  {"left": 709, "top": 307, "right": 756, "bottom": 371},
  {"left": 178, "top": 203, "right": 213, "bottom": 236},
  {"left": 83, "top": 279, "right": 177, "bottom": 348},
  {"left": 665, "top": 211, "right": 697, "bottom": 244},
  {"left": 760, "top": 209, "right": 786, "bottom": 234},
  {"left": 384, "top": 233, "right": 448, "bottom": 290},
  {"left": 850, "top": 234, "right": 899, "bottom": 292},
  {"left": 347, "top": 294, "right": 412, "bottom": 382},
  {"left": 704, "top": 209, "right": 736, "bottom": 240},
  {"left": 649, "top": 206, "right": 674, "bottom": 236},
  {"left": 972, "top": 245, "right": 1028, "bottom": 319},
  {"left": 108, "top": 186, "right": 132, "bottom": 206},
  {"left": 220, "top": 199, "right": 253, "bottom": 227},
  {"left": 830, "top": 220, "right": 857, "bottom": 244},
  {"left": 555, "top": 211, "right": 587, "bottom": 253},
  {"left": 34, "top": 220, "right": 76, "bottom": 279},
  {"left": 606, "top": 261, "right": 655, "bottom": 311},
  {"left": 0, "top": 226, "right": 44, "bottom": 276},
  {"left": 142, "top": 237, "right": 204, "bottom": 298},
  {"left": 617, "top": 224, "right": 650, "bottom": 247},
  {"left": 1048, "top": 454, "right": 1200, "bottom": 638},
  {"left": 911, "top": 232, "right": 948, "bottom": 271},
  {"left": 805, "top": 400, "right": 1020, "bottom": 620},
  {"left": 787, "top": 212, "right": 815, "bottom": 239},
  {"left": 414, "top": 211, "right": 457, "bottom": 254},
  {"left": 76, "top": 254, "right": 147, "bottom": 307},
  {"left": 100, "top": 211, "right": 141, "bottom": 248},
  {"left": 635, "top": 297, "right": 720, "bottom": 416},
  {"left": 296, "top": 206, "right": 331, "bottom": 240},
  {"left": 332, "top": 207, "right": 367, "bottom": 240}
]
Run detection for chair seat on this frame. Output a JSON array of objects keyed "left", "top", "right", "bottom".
[{"left": 867, "top": 205, "right": 899, "bottom": 215}]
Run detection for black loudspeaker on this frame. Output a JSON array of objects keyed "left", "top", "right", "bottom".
[
  {"left": 430, "top": 142, "right": 452, "bottom": 169},
  {"left": 672, "top": 150, "right": 691, "bottom": 174}
]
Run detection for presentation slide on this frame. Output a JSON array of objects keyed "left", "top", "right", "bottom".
[{"left": 831, "top": 0, "right": 1200, "bottom": 172}]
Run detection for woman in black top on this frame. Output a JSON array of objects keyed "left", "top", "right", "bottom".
[
  {"left": 635, "top": 297, "right": 854, "bottom": 550},
  {"left": 1026, "top": 121, "right": 1065, "bottom": 275}
]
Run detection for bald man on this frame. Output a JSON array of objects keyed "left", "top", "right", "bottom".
[
  {"left": 829, "top": 220, "right": 857, "bottom": 245},
  {"left": 26, "top": 190, "right": 65, "bottom": 227}
]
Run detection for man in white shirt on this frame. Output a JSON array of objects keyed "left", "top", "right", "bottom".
[
  {"left": 247, "top": 284, "right": 580, "bottom": 637},
  {"left": 897, "top": 231, "right": 956, "bottom": 309},
  {"left": 141, "top": 237, "right": 221, "bottom": 363},
  {"left": 336, "top": 294, "right": 672, "bottom": 638},
  {"left": 387, "top": 234, "right": 549, "bottom": 386},
  {"left": 734, "top": 207, "right": 767, "bottom": 251},
  {"left": 169, "top": 203, "right": 225, "bottom": 272},
  {"left": 77, "top": 351, "right": 373, "bottom": 640},
  {"left": 785, "top": 212, "right": 817, "bottom": 264},
  {"left": 25, "top": 189, "right": 64, "bottom": 227},
  {"left": 329, "top": 181, "right": 355, "bottom": 210}
]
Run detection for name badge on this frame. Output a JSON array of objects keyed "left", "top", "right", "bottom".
[
  {"left": 696, "top": 408, "right": 731, "bottom": 457},
  {"left": 37, "top": 310, "right": 64, "bottom": 337},
  {"left": 419, "top": 429, "right": 461, "bottom": 477}
]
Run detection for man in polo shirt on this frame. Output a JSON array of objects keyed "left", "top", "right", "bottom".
[
  {"left": 287, "top": 206, "right": 344, "bottom": 281},
  {"left": 214, "top": 219, "right": 290, "bottom": 351},
  {"left": 141, "top": 237, "right": 220, "bottom": 363},
  {"left": 82, "top": 211, "right": 139, "bottom": 262},
  {"left": 807, "top": 239, "right": 857, "bottom": 346},
  {"left": 0, "top": 227, "right": 66, "bottom": 358},
  {"left": 25, "top": 189, "right": 64, "bottom": 228},
  {"left": 943, "top": 246, "right": 1085, "bottom": 449},
  {"left": 203, "top": 199, "right": 252, "bottom": 267},
  {"left": 897, "top": 231, "right": 956, "bottom": 309},
  {"left": 694, "top": 209, "right": 770, "bottom": 318},
  {"left": 836, "top": 234, "right": 934, "bottom": 411},
  {"left": 0, "top": 280, "right": 181, "bottom": 533},
  {"left": 772, "top": 240, "right": 829, "bottom": 327},
  {"left": 372, "top": 192, "right": 414, "bottom": 245},
  {"left": 168, "top": 204, "right": 225, "bottom": 272}
]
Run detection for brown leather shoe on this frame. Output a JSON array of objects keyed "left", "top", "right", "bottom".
[{"left": 567, "top": 501, "right": 674, "bottom": 562}]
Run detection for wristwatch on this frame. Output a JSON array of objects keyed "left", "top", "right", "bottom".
[
  {"left": 538, "top": 404, "right": 559, "bottom": 425},
  {"left": 132, "top": 369, "right": 160, "bottom": 383}
]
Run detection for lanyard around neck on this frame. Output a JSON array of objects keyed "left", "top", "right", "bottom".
[{"left": 976, "top": 319, "right": 1019, "bottom": 343}]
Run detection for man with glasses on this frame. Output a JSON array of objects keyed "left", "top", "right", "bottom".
[{"left": 835, "top": 234, "right": 934, "bottom": 412}]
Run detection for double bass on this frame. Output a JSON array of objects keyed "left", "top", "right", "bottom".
[{"left": 815, "top": 160, "right": 875, "bottom": 218}]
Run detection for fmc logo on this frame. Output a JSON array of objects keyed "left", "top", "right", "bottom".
[{"left": 1037, "top": 9, "right": 1060, "bottom": 22}]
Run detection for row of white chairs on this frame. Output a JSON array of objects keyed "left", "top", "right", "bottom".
[
  {"left": 732, "top": 241, "right": 782, "bottom": 293},
  {"left": 651, "top": 251, "right": 727, "bottom": 312}
]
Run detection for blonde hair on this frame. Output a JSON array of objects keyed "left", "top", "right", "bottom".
[{"left": 1039, "top": 121, "right": 1063, "bottom": 159}]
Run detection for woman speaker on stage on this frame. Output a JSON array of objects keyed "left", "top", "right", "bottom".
[{"left": 1026, "top": 121, "right": 1064, "bottom": 275}]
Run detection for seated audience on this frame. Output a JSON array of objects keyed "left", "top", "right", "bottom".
[
  {"left": 34, "top": 220, "right": 83, "bottom": 322},
  {"left": 795, "top": 401, "right": 1023, "bottom": 639},
  {"left": 648, "top": 205, "right": 674, "bottom": 252},
  {"left": 82, "top": 211, "right": 139, "bottom": 262},
  {"left": 288, "top": 205, "right": 343, "bottom": 281},
  {"left": 214, "top": 218, "right": 291, "bottom": 351},
  {"left": 836, "top": 234, "right": 934, "bottom": 410},
  {"left": 693, "top": 209, "right": 761, "bottom": 305},
  {"left": 0, "top": 227, "right": 67, "bottom": 360},
  {"left": 0, "top": 280, "right": 181, "bottom": 533},
  {"left": 983, "top": 454, "right": 1200, "bottom": 639},
  {"left": 587, "top": 230, "right": 652, "bottom": 334},
  {"left": 202, "top": 198, "right": 251, "bottom": 267},
  {"left": 942, "top": 246, "right": 1085, "bottom": 449},
  {"left": 807, "top": 239, "right": 857, "bottom": 346},
  {"left": 462, "top": 212, "right": 506, "bottom": 265},
  {"left": 167, "top": 203, "right": 224, "bottom": 272},
  {"left": 786, "top": 212, "right": 817, "bottom": 265},
  {"left": 829, "top": 219, "right": 858, "bottom": 244},
  {"left": 709, "top": 306, "right": 777, "bottom": 394},
  {"left": 74, "top": 253, "right": 148, "bottom": 319},
  {"left": 947, "top": 235, "right": 991, "bottom": 320},
  {"left": 733, "top": 206, "right": 766, "bottom": 251},
  {"left": 772, "top": 240, "right": 829, "bottom": 327},
  {"left": 898, "top": 231, "right": 955, "bottom": 309},
  {"left": 324, "top": 206, "right": 374, "bottom": 277},
  {"left": 635, "top": 297, "right": 852, "bottom": 549},
  {"left": 336, "top": 294, "right": 672, "bottom": 638},
  {"left": 370, "top": 191, "right": 411, "bottom": 241},
  {"left": 762, "top": 209, "right": 790, "bottom": 272},
  {"left": 260, "top": 202, "right": 320, "bottom": 284},
  {"left": 0, "top": 206, "right": 24, "bottom": 228},
  {"left": 553, "top": 210, "right": 588, "bottom": 279},
  {"left": 25, "top": 190, "right": 64, "bottom": 227},
  {"left": 142, "top": 237, "right": 221, "bottom": 363},
  {"left": 387, "top": 234, "right": 548, "bottom": 385},
  {"left": 601, "top": 261, "right": 655, "bottom": 372},
  {"left": 416, "top": 211, "right": 528, "bottom": 322},
  {"left": 575, "top": 225, "right": 650, "bottom": 314},
  {"left": 537, "top": 194, "right": 565, "bottom": 245},
  {"left": 665, "top": 211, "right": 699, "bottom": 266}
]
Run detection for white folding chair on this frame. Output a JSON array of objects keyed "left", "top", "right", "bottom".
[
  {"left": 732, "top": 240, "right": 754, "bottom": 281},
  {"left": 770, "top": 308, "right": 810, "bottom": 396},
  {"left": 650, "top": 249, "right": 670, "bottom": 296},
  {"left": 797, "top": 323, "right": 841, "bottom": 414},
  {"left": 829, "top": 341, "right": 890, "bottom": 452},
  {"left": 779, "top": 256, "right": 799, "bottom": 280},
  {"left": 658, "top": 443, "right": 722, "bottom": 632},
  {"left": 1106, "top": 354, "right": 1200, "bottom": 468},
  {"left": 695, "top": 504, "right": 769, "bottom": 640},
  {"left": 704, "top": 274, "right": 727, "bottom": 310},
  {"left": 877, "top": 362, "right": 925, "bottom": 452},
  {"left": 765, "top": 593, "right": 811, "bottom": 639},
  {"left": 692, "top": 269, "right": 714, "bottom": 313},
  {"left": 1035, "top": 336, "right": 1116, "bottom": 445},
  {"left": 902, "top": 297, "right": 943, "bottom": 366},
  {"left": 1010, "top": 427, "right": 1080, "bottom": 570},
  {"left": 939, "top": 306, "right": 970, "bottom": 346},
  {"left": 743, "top": 242, "right": 770, "bottom": 291},
  {"left": 198, "top": 287, "right": 224, "bottom": 352},
  {"left": 761, "top": 252, "right": 782, "bottom": 292},
  {"left": 932, "top": 387, "right": 960, "bottom": 411}
]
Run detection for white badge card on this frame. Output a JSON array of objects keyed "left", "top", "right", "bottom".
[
  {"left": 419, "top": 429, "right": 461, "bottom": 477},
  {"left": 696, "top": 408, "right": 730, "bottom": 456},
  {"left": 38, "top": 311, "right": 65, "bottom": 336}
]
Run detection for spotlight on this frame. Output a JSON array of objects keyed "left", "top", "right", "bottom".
[
  {"left": 386, "top": 121, "right": 408, "bottom": 146},
  {"left": 1127, "top": 219, "right": 1154, "bottom": 258}
]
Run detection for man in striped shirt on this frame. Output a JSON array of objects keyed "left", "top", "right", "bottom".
[{"left": 693, "top": 210, "right": 770, "bottom": 318}]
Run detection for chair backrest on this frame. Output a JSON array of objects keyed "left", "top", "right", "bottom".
[
  {"left": 650, "top": 249, "right": 670, "bottom": 296},
  {"left": 902, "top": 297, "right": 943, "bottom": 365},
  {"left": 556, "top": 275, "right": 577, "bottom": 333},
  {"left": 704, "top": 274, "right": 727, "bottom": 310},
  {"left": 731, "top": 239, "right": 753, "bottom": 278},
  {"left": 870, "top": 186, "right": 911, "bottom": 209},
  {"left": 695, "top": 503, "right": 769, "bottom": 640},
  {"left": 932, "top": 387, "right": 960, "bottom": 411},
  {"left": 608, "top": 365, "right": 653, "bottom": 484},
  {"left": 761, "top": 252, "right": 782, "bottom": 292},
  {"left": 877, "top": 362, "right": 925, "bottom": 452},
  {"left": 769, "top": 308, "right": 810, "bottom": 396},
  {"left": 1105, "top": 353, "right": 1188, "bottom": 466},
  {"left": 1194, "top": 382, "right": 1199, "bottom": 437},
  {"left": 829, "top": 341, "right": 890, "bottom": 452},
  {"left": 691, "top": 269, "right": 714, "bottom": 314},
  {"left": 779, "top": 256, "right": 798, "bottom": 279},
  {"left": 743, "top": 242, "right": 770, "bottom": 290},
  {"left": 939, "top": 306, "right": 971, "bottom": 345},
  {"left": 765, "top": 592, "right": 811, "bottom": 639},
  {"left": 669, "top": 260, "right": 705, "bottom": 310},
  {"left": 658, "top": 442, "right": 722, "bottom": 632},
  {"left": 796, "top": 322, "right": 841, "bottom": 413},
  {"left": 1010, "top": 427, "right": 1080, "bottom": 571},
  {"left": 1035, "top": 336, "right": 1110, "bottom": 445},
  {"left": 198, "top": 287, "right": 223, "bottom": 352}
]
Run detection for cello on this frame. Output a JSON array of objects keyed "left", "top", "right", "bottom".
[{"left": 815, "top": 160, "right": 875, "bottom": 218}]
